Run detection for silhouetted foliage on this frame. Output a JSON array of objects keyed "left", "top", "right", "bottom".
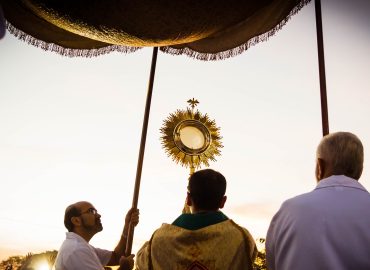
[
  {"left": 253, "top": 238, "right": 267, "bottom": 270},
  {"left": 0, "top": 251, "right": 57, "bottom": 270},
  {"left": 0, "top": 255, "right": 23, "bottom": 270}
]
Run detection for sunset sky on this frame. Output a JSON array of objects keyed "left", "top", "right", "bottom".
[{"left": 0, "top": 0, "right": 369, "bottom": 262}]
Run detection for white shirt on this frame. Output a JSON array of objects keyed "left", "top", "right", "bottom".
[
  {"left": 266, "top": 175, "right": 370, "bottom": 270},
  {"left": 54, "top": 232, "right": 112, "bottom": 270}
]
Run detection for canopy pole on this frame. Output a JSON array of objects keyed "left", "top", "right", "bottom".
[
  {"left": 314, "top": 0, "right": 329, "bottom": 136},
  {"left": 125, "top": 47, "right": 158, "bottom": 255}
]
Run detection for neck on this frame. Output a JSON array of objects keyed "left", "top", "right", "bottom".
[
  {"left": 191, "top": 208, "right": 219, "bottom": 214},
  {"left": 73, "top": 230, "right": 94, "bottom": 242}
]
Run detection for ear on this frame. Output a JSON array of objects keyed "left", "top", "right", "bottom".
[
  {"left": 186, "top": 192, "right": 193, "bottom": 207},
  {"left": 316, "top": 158, "right": 325, "bottom": 181},
  {"left": 71, "top": 216, "right": 81, "bottom": 227},
  {"left": 219, "top": 196, "right": 227, "bottom": 209}
]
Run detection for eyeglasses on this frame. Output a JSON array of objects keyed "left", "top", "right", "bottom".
[{"left": 79, "top": 208, "right": 98, "bottom": 216}]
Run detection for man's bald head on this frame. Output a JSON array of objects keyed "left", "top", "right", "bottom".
[{"left": 64, "top": 201, "right": 91, "bottom": 232}]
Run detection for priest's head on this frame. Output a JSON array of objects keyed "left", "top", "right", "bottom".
[{"left": 186, "top": 169, "right": 227, "bottom": 213}]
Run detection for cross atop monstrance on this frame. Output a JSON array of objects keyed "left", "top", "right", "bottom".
[{"left": 187, "top": 98, "right": 199, "bottom": 110}]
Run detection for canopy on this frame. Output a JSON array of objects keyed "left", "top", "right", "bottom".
[
  {"left": 0, "top": 3, "right": 5, "bottom": 39},
  {"left": 1, "top": 0, "right": 310, "bottom": 59}
]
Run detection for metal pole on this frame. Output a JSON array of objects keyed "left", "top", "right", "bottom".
[
  {"left": 125, "top": 47, "right": 158, "bottom": 255},
  {"left": 315, "top": 0, "right": 329, "bottom": 136}
]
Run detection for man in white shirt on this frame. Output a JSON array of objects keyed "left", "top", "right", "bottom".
[
  {"left": 266, "top": 132, "right": 370, "bottom": 270},
  {"left": 54, "top": 201, "right": 139, "bottom": 270}
]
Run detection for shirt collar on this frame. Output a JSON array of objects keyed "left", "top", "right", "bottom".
[
  {"left": 172, "top": 211, "right": 228, "bottom": 230},
  {"left": 315, "top": 175, "right": 367, "bottom": 191},
  {"left": 66, "top": 232, "right": 88, "bottom": 243}
]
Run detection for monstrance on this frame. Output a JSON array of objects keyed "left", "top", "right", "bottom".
[{"left": 160, "top": 98, "right": 223, "bottom": 175}]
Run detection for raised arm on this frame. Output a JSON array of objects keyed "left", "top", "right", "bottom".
[{"left": 107, "top": 208, "right": 139, "bottom": 267}]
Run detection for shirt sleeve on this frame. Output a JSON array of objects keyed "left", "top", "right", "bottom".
[{"left": 94, "top": 247, "right": 113, "bottom": 266}]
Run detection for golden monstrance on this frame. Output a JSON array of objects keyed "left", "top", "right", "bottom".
[{"left": 160, "top": 98, "right": 223, "bottom": 175}]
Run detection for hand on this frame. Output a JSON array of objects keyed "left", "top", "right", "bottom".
[
  {"left": 125, "top": 208, "right": 139, "bottom": 227},
  {"left": 119, "top": 254, "right": 135, "bottom": 270}
]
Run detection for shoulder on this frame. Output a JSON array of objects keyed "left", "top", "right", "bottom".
[
  {"left": 227, "top": 220, "right": 255, "bottom": 242},
  {"left": 278, "top": 191, "right": 316, "bottom": 211},
  {"left": 57, "top": 236, "right": 81, "bottom": 257},
  {"left": 65, "top": 241, "right": 94, "bottom": 258},
  {"left": 213, "top": 220, "right": 256, "bottom": 248},
  {"left": 59, "top": 236, "right": 96, "bottom": 260},
  {"left": 153, "top": 223, "right": 180, "bottom": 237},
  {"left": 224, "top": 220, "right": 258, "bottom": 259},
  {"left": 267, "top": 192, "right": 318, "bottom": 231}
]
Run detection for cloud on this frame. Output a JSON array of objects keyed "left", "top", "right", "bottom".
[{"left": 228, "top": 202, "right": 280, "bottom": 219}]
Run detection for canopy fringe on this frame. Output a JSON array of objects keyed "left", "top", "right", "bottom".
[
  {"left": 5, "top": 0, "right": 310, "bottom": 59},
  {"left": 160, "top": 0, "right": 312, "bottom": 61},
  {"left": 6, "top": 21, "right": 141, "bottom": 57}
]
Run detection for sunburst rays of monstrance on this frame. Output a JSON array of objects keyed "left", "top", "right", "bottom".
[
  {"left": 160, "top": 98, "right": 223, "bottom": 175},
  {"left": 160, "top": 98, "right": 223, "bottom": 213}
]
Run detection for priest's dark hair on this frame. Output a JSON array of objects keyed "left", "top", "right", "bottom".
[{"left": 188, "top": 169, "right": 226, "bottom": 210}]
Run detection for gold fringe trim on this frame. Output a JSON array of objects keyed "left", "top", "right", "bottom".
[
  {"left": 160, "top": 0, "right": 312, "bottom": 61},
  {"left": 5, "top": 21, "right": 141, "bottom": 57}
]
